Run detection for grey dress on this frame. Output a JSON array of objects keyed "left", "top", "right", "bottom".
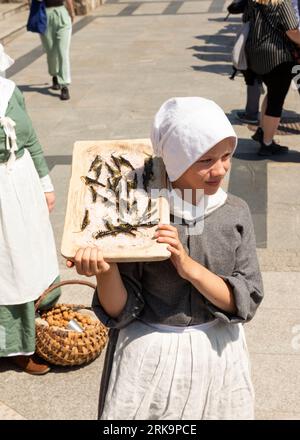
[{"left": 93, "top": 194, "right": 264, "bottom": 418}]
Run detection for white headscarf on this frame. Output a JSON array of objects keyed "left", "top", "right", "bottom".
[
  {"left": 0, "top": 43, "right": 14, "bottom": 76},
  {"left": 150, "top": 97, "right": 237, "bottom": 222},
  {"left": 0, "top": 44, "right": 17, "bottom": 169}
]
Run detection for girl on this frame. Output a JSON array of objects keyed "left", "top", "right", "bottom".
[
  {"left": 69, "top": 97, "right": 264, "bottom": 419},
  {"left": 0, "top": 44, "right": 60, "bottom": 374}
]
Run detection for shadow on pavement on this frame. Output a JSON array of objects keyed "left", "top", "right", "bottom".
[
  {"left": 189, "top": 19, "right": 242, "bottom": 76},
  {"left": 0, "top": 356, "right": 96, "bottom": 374},
  {"left": 19, "top": 84, "right": 59, "bottom": 98}
]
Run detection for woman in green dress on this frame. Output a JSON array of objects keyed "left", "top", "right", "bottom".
[{"left": 0, "top": 44, "right": 60, "bottom": 374}]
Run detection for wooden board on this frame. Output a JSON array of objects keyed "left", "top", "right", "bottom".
[{"left": 61, "top": 139, "right": 171, "bottom": 262}]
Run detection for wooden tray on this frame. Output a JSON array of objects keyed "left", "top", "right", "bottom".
[{"left": 61, "top": 139, "right": 171, "bottom": 262}]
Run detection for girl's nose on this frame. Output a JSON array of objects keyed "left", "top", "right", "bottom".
[{"left": 211, "top": 159, "right": 227, "bottom": 177}]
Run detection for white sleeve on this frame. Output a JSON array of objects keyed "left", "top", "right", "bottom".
[{"left": 40, "top": 174, "right": 54, "bottom": 192}]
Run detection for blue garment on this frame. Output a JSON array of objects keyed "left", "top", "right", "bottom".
[
  {"left": 27, "top": 0, "right": 47, "bottom": 34},
  {"left": 291, "top": 0, "right": 300, "bottom": 28}
]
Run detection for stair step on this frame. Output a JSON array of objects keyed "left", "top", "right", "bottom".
[
  {"left": 0, "top": 2, "right": 28, "bottom": 21},
  {"left": 0, "top": 10, "right": 29, "bottom": 45}
]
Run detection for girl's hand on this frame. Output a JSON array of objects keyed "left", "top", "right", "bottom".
[
  {"left": 66, "top": 247, "right": 110, "bottom": 277},
  {"left": 155, "top": 224, "right": 191, "bottom": 279},
  {"left": 45, "top": 192, "right": 55, "bottom": 213}
]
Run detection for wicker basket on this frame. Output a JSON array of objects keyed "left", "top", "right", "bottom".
[{"left": 35, "top": 280, "right": 108, "bottom": 366}]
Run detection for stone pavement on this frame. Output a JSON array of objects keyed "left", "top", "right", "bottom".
[{"left": 1, "top": 0, "right": 300, "bottom": 420}]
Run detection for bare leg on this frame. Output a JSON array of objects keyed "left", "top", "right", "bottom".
[
  {"left": 259, "top": 94, "right": 267, "bottom": 128},
  {"left": 262, "top": 115, "right": 280, "bottom": 144},
  {"left": 260, "top": 94, "right": 280, "bottom": 144}
]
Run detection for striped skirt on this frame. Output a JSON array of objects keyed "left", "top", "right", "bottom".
[{"left": 100, "top": 319, "right": 254, "bottom": 420}]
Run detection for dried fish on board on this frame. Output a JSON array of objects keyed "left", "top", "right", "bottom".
[
  {"left": 81, "top": 176, "right": 105, "bottom": 187},
  {"left": 81, "top": 209, "right": 90, "bottom": 231},
  {"left": 142, "top": 155, "right": 154, "bottom": 191}
]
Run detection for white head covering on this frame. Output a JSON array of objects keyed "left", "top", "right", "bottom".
[
  {"left": 0, "top": 43, "right": 14, "bottom": 75},
  {"left": 0, "top": 45, "right": 17, "bottom": 169},
  {"left": 150, "top": 97, "right": 237, "bottom": 223},
  {"left": 151, "top": 97, "right": 237, "bottom": 182}
]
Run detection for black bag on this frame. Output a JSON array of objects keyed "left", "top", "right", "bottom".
[{"left": 227, "top": 0, "right": 248, "bottom": 15}]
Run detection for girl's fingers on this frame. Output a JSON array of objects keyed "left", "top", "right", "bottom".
[
  {"left": 167, "top": 245, "right": 181, "bottom": 256},
  {"left": 156, "top": 236, "right": 179, "bottom": 248},
  {"left": 74, "top": 248, "right": 85, "bottom": 274},
  {"left": 97, "top": 250, "right": 110, "bottom": 272},
  {"left": 155, "top": 229, "right": 177, "bottom": 239},
  {"left": 157, "top": 224, "right": 177, "bottom": 232},
  {"left": 66, "top": 260, "right": 74, "bottom": 268},
  {"left": 82, "top": 247, "right": 96, "bottom": 274},
  {"left": 89, "top": 247, "right": 99, "bottom": 274},
  {"left": 73, "top": 247, "right": 110, "bottom": 276}
]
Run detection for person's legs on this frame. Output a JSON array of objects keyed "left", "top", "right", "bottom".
[
  {"left": 55, "top": 7, "right": 72, "bottom": 95},
  {"left": 40, "top": 9, "right": 58, "bottom": 80},
  {"left": 254, "top": 63, "right": 294, "bottom": 155},
  {"left": 245, "top": 79, "right": 262, "bottom": 120},
  {"left": 0, "top": 302, "right": 50, "bottom": 375},
  {"left": 236, "top": 70, "right": 261, "bottom": 124},
  {"left": 262, "top": 115, "right": 281, "bottom": 144}
]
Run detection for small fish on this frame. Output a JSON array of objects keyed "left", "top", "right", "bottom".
[
  {"left": 89, "top": 155, "right": 102, "bottom": 172},
  {"left": 105, "top": 161, "right": 118, "bottom": 177},
  {"left": 111, "top": 175, "right": 122, "bottom": 193},
  {"left": 111, "top": 154, "right": 122, "bottom": 172},
  {"left": 139, "top": 198, "right": 158, "bottom": 222},
  {"left": 126, "top": 173, "right": 138, "bottom": 198},
  {"left": 99, "top": 194, "right": 110, "bottom": 203},
  {"left": 94, "top": 163, "right": 102, "bottom": 180},
  {"left": 119, "top": 155, "right": 135, "bottom": 170},
  {"left": 93, "top": 230, "right": 117, "bottom": 239},
  {"left": 92, "top": 221, "right": 155, "bottom": 240},
  {"left": 88, "top": 185, "right": 97, "bottom": 203},
  {"left": 104, "top": 220, "right": 114, "bottom": 231},
  {"left": 131, "top": 199, "right": 138, "bottom": 210},
  {"left": 81, "top": 176, "right": 105, "bottom": 187},
  {"left": 81, "top": 209, "right": 90, "bottom": 231},
  {"left": 142, "top": 155, "right": 154, "bottom": 191},
  {"left": 116, "top": 197, "right": 120, "bottom": 215}
]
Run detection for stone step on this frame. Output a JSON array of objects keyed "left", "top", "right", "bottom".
[
  {"left": 0, "top": 2, "right": 28, "bottom": 21},
  {"left": 0, "top": 9, "right": 29, "bottom": 45}
]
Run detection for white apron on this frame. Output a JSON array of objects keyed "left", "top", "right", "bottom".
[
  {"left": 101, "top": 320, "right": 254, "bottom": 420},
  {"left": 0, "top": 77, "right": 59, "bottom": 305}
]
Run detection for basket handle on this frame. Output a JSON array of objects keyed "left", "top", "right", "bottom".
[{"left": 35, "top": 279, "right": 97, "bottom": 312}]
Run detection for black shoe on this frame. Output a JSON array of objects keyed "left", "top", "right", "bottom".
[
  {"left": 235, "top": 111, "right": 259, "bottom": 125},
  {"left": 60, "top": 86, "right": 70, "bottom": 101},
  {"left": 252, "top": 126, "right": 264, "bottom": 143},
  {"left": 52, "top": 76, "right": 60, "bottom": 90},
  {"left": 258, "top": 141, "right": 289, "bottom": 156}
]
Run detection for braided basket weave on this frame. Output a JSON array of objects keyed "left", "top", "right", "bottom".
[{"left": 35, "top": 280, "right": 108, "bottom": 366}]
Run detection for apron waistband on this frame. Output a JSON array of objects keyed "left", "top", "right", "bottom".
[{"left": 144, "top": 319, "right": 219, "bottom": 333}]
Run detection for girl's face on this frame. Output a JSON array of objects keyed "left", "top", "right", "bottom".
[{"left": 172, "top": 137, "right": 235, "bottom": 196}]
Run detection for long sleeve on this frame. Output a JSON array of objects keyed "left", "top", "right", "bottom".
[
  {"left": 205, "top": 204, "right": 264, "bottom": 324},
  {"left": 92, "top": 262, "right": 145, "bottom": 329},
  {"left": 15, "top": 87, "right": 49, "bottom": 178}
]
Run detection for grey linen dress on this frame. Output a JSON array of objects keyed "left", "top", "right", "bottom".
[{"left": 92, "top": 194, "right": 264, "bottom": 419}]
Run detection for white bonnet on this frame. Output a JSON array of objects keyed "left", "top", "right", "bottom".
[
  {"left": 150, "top": 97, "right": 237, "bottom": 181},
  {"left": 0, "top": 44, "right": 14, "bottom": 73}
]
